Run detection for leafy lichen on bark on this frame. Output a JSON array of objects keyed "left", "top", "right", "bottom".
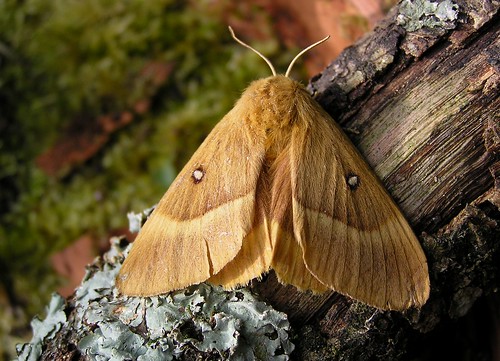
[
  {"left": 397, "top": 0, "right": 459, "bottom": 32},
  {"left": 16, "top": 237, "right": 294, "bottom": 361}
]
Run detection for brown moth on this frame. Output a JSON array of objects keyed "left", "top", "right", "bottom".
[{"left": 117, "top": 27, "right": 430, "bottom": 310}]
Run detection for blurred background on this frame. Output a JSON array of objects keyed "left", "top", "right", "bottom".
[{"left": 0, "top": 0, "right": 391, "bottom": 359}]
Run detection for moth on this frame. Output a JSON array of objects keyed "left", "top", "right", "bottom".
[{"left": 117, "top": 27, "right": 430, "bottom": 310}]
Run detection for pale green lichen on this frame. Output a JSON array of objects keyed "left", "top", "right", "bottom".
[
  {"left": 397, "top": 0, "right": 459, "bottom": 32},
  {"left": 16, "top": 294, "right": 66, "bottom": 361},
  {"left": 127, "top": 205, "right": 155, "bottom": 233},
  {"left": 75, "top": 240, "right": 294, "bottom": 360},
  {"left": 17, "top": 232, "right": 294, "bottom": 360}
]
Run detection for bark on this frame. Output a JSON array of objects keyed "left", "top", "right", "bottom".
[{"left": 20, "top": 0, "right": 499, "bottom": 360}]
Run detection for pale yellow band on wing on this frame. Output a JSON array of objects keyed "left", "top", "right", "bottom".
[
  {"left": 294, "top": 200, "right": 430, "bottom": 310},
  {"left": 117, "top": 194, "right": 254, "bottom": 296},
  {"left": 208, "top": 220, "right": 273, "bottom": 288}
]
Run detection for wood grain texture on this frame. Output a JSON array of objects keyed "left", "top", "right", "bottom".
[{"left": 310, "top": 2, "right": 499, "bottom": 234}]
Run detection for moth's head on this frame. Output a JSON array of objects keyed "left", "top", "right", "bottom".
[{"left": 228, "top": 26, "right": 329, "bottom": 79}]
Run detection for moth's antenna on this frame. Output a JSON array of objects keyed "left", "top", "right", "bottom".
[
  {"left": 228, "top": 26, "right": 277, "bottom": 76},
  {"left": 285, "top": 35, "right": 330, "bottom": 78}
]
